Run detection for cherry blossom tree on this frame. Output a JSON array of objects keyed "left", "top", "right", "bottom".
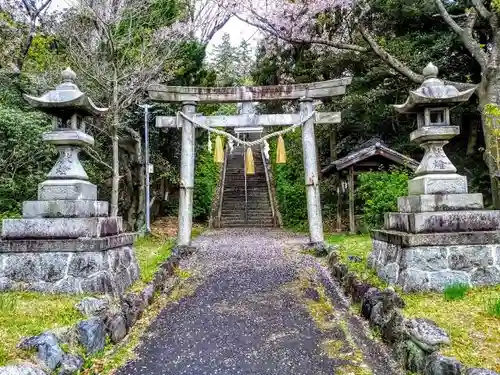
[
  {"left": 218, "top": 0, "right": 500, "bottom": 207},
  {"left": 60, "top": 0, "right": 228, "bottom": 217}
]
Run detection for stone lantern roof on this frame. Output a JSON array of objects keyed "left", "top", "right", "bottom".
[
  {"left": 23, "top": 67, "right": 108, "bottom": 116},
  {"left": 393, "top": 63, "right": 476, "bottom": 113}
]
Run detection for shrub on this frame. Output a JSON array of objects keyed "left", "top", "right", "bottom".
[
  {"left": 270, "top": 130, "right": 308, "bottom": 228},
  {"left": 486, "top": 298, "right": 500, "bottom": 318},
  {"left": 193, "top": 139, "right": 219, "bottom": 222},
  {"left": 357, "top": 167, "right": 410, "bottom": 229},
  {"left": 443, "top": 283, "right": 470, "bottom": 301}
]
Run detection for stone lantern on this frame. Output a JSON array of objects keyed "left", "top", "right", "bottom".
[
  {"left": 393, "top": 63, "right": 475, "bottom": 195},
  {"left": 0, "top": 68, "right": 139, "bottom": 295},
  {"left": 21, "top": 67, "right": 109, "bottom": 216},
  {"left": 369, "top": 63, "right": 500, "bottom": 292}
]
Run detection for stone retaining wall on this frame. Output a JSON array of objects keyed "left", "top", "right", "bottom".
[{"left": 325, "top": 250, "right": 499, "bottom": 375}]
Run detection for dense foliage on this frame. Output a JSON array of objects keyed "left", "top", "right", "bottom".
[{"left": 357, "top": 168, "right": 410, "bottom": 229}]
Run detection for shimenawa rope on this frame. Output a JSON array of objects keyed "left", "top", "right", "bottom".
[{"left": 177, "top": 111, "right": 316, "bottom": 147}]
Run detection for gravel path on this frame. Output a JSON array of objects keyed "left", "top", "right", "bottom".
[{"left": 116, "top": 229, "right": 402, "bottom": 375}]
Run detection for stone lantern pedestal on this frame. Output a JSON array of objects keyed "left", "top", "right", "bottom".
[
  {"left": 0, "top": 68, "right": 139, "bottom": 295},
  {"left": 369, "top": 63, "right": 500, "bottom": 292}
]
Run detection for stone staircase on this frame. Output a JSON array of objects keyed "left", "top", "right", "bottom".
[{"left": 220, "top": 142, "right": 275, "bottom": 228}]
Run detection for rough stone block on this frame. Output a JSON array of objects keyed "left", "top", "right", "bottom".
[
  {"left": 398, "top": 194, "right": 484, "bottom": 213},
  {"left": 58, "top": 354, "right": 84, "bottom": 375},
  {"left": 51, "top": 277, "right": 82, "bottom": 294},
  {"left": 408, "top": 173, "right": 468, "bottom": 195},
  {"left": 2, "top": 254, "right": 42, "bottom": 282},
  {"left": 38, "top": 179, "right": 97, "bottom": 201},
  {"left": 0, "top": 365, "right": 47, "bottom": 375},
  {"left": 400, "top": 268, "right": 430, "bottom": 292},
  {"left": 80, "top": 271, "right": 116, "bottom": 294},
  {"left": 467, "top": 369, "right": 500, "bottom": 375},
  {"left": 384, "top": 211, "right": 500, "bottom": 233},
  {"left": 400, "top": 247, "right": 448, "bottom": 272},
  {"left": 406, "top": 318, "right": 450, "bottom": 352},
  {"left": 428, "top": 270, "right": 470, "bottom": 291},
  {"left": 2, "top": 217, "right": 122, "bottom": 239},
  {"left": 75, "top": 297, "right": 110, "bottom": 317},
  {"left": 0, "top": 244, "right": 138, "bottom": 295},
  {"left": 23, "top": 200, "right": 108, "bottom": 218},
  {"left": 77, "top": 318, "right": 105, "bottom": 355},
  {"left": 67, "top": 252, "right": 106, "bottom": 277},
  {"left": 470, "top": 266, "right": 500, "bottom": 286},
  {"left": 377, "top": 263, "right": 399, "bottom": 284},
  {"left": 18, "top": 332, "right": 64, "bottom": 371},
  {"left": 448, "top": 246, "right": 493, "bottom": 271},
  {"left": 424, "top": 353, "right": 461, "bottom": 375},
  {"left": 105, "top": 313, "right": 127, "bottom": 344}
]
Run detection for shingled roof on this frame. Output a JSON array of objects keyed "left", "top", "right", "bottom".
[{"left": 321, "top": 139, "right": 419, "bottom": 176}]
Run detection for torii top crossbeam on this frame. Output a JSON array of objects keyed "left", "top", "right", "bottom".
[{"left": 148, "top": 78, "right": 353, "bottom": 103}]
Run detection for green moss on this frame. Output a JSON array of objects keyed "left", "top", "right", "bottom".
[
  {"left": 404, "top": 286, "right": 500, "bottom": 371},
  {"left": 326, "top": 234, "right": 387, "bottom": 288},
  {"left": 133, "top": 235, "right": 175, "bottom": 284},
  {"left": 0, "top": 292, "right": 82, "bottom": 366}
]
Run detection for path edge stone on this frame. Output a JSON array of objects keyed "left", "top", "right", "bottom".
[
  {"left": 2, "top": 244, "right": 196, "bottom": 375},
  {"left": 323, "top": 249, "right": 499, "bottom": 375}
]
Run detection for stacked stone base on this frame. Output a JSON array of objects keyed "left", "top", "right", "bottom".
[
  {"left": 370, "top": 231, "right": 500, "bottom": 292},
  {"left": 0, "top": 234, "right": 139, "bottom": 296},
  {"left": 370, "top": 192, "right": 500, "bottom": 292}
]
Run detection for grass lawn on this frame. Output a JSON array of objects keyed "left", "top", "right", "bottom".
[
  {"left": 326, "top": 233, "right": 500, "bottom": 372},
  {"left": 0, "top": 233, "right": 183, "bottom": 367},
  {"left": 0, "top": 292, "right": 83, "bottom": 366}
]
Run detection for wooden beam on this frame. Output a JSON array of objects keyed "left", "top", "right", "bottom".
[
  {"left": 156, "top": 112, "right": 341, "bottom": 129},
  {"left": 148, "top": 78, "right": 353, "bottom": 103},
  {"left": 348, "top": 166, "right": 356, "bottom": 235}
]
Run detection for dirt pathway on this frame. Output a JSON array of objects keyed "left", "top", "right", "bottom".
[{"left": 116, "top": 229, "right": 402, "bottom": 375}]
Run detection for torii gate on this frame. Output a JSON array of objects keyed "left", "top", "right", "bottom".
[{"left": 148, "top": 78, "right": 352, "bottom": 247}]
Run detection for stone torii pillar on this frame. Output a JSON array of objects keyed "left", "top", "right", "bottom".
[{"left": 148, "top": 79, "right": 352, "bottom": 246}]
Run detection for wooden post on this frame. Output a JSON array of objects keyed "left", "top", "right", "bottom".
[
  {"left": 348, "top": 166, "right": 355, "bottom": 234},
  {"left": 336, "top": 172, "right": 342, "bottom": 232}
]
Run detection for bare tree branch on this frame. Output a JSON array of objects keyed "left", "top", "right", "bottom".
[
  {"left": 471, "top": 0, "right": 491, "bottom": 20},
  {"left": 357, "top": 23, "right": 424, "bottom": 83},
  {"left": 232, "top": 12, "right": 368, "bottom": 52},
  {"left": 434, "top": 0, "right": 488, "bottom": 71}
]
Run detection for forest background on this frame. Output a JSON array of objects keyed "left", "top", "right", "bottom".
[{"left": 0, "top": 0, "right": 493, "bottom": 232}]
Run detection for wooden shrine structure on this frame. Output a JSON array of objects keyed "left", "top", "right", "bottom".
[
  {"left": 322, "top": 138, "right": 419, "bottom": 234},
  {"left": 148, "top": 78, "right": 352, "bottom": 246}
]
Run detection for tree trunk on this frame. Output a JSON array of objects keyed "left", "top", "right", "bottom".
[
  {"left": 466, "top": 118, "right": 479, "bottom": 156},
  {"left": 110, "top": 112, "right": 120, "bottom": 216},
  {"left": 478, "top": 71, "right": 500, "bottom": 208}
]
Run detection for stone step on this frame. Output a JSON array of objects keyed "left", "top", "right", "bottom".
[
  {"left": 220, "top": 220, "right": 274, "bottom": 227},
  {"left": 221, "top": 211, "right": 273, "bottom": 217},
  {"left": 384, "top": 210, "right": 500, "bottom": 234}
]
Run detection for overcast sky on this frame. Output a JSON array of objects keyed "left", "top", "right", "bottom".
[{"left": 50, "top": 0, "right": 260, "bottom": 57}]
